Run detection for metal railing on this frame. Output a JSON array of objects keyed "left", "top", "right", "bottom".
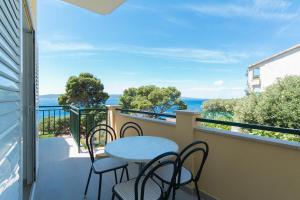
[
  {"left": 69, "top": 106, "right": 108, "bottom": 152},
  {"left": 38, "top": 105, "right": 108, "bottom": 152},
  {"left": 38, "top": 106, "right": 70, "bottom": 135},
  {"left": 196, "top": 118, "right": 300, "bottom": 136},
  {"left": 70, "top": 106, "right": 80, "bottom": 149},
  {"left": 116, "top": 108, "right": 300, "bottom": 137},
  {"left": 116, "top": 108, "right": 176, "bottom": 118}
]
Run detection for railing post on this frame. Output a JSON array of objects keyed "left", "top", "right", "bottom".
[
  {"left": 42, "top": 110, "right": 45, "bottom": 135},
  {"left": 107, "top": 105, "right": 122, "bottom": 134},
  {"left": 78, "top": 109, "right": 81, "bottom": 153},
  {"left": 53, "top": 110, "right": 56, "bottom": 134},
  {"left": 175, "top": 110, "right": 200, "bottom": 187}
]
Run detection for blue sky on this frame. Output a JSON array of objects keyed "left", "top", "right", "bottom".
[{"left": 38, "top": 0, "right": 300, "bottom": 98}]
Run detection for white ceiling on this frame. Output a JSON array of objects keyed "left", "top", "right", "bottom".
[{"left": 62, "top": 0, "right": 125, "bottom": 14}]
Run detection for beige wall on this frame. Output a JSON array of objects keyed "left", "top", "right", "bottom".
[
  {"left": 110, "top": 108, "right": 300, "bottom": 200},
  {"left": 195, "top": 128, "right": 300, "bottom": 200},
  {"left": 115, "top": 113, "right": 176, "bottom": 141},
  {"left": 28, "top": 0, "right": 37, "bottom": 29}
]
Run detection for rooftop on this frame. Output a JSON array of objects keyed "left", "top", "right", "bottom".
[{"left": 249, "top": 44, "right": 300, "bottom": 69}]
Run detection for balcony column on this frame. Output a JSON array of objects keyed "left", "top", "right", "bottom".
[
  {"left": 174, "top": 110, "right": 200, "bottom": 186},
  {"left": 107, "top": 105, "right": 122, "bottom": 134}
]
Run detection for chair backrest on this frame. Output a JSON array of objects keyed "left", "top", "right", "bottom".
[
  {"left": 120, "top": 122, "right": 143, "bottom": 138},
  {"left": 134, "top": 152, "right": 180, "bottom": 200},
  {"left": 86, "top": 124, "right": 116, "bottom": 163},
  {"left": 179, "top": 141, "right": 209, "bottom": 183}
]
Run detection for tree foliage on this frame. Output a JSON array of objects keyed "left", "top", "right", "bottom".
[
  {"left": 58, "top": 73, "right": 109, "bottom": 107},
  {"left": 233, "top": 93, "right": 260, "bottom": 124},
  {"left": 234, "top": 76, "right": 300, "bottom": 129},
  {"left": 120, "top": 85, "right": 187, "bottom": 113},
  {"left": 199, "top": 76, "right": 300, "bottom": 142},
  {"left": 39, "top": 117, "right": 70, "bottom": 135},
  {"left": 202, "top": 99, "right": 237, "bottom": 119}
]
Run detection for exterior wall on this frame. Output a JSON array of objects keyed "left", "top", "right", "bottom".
[
  {"left": 115, "top": 113, "right": 176, "bottom": 141},
  {"left": 110, "top": 108, "right": 300, "bottom": 200},
  {"left": 260, "top": 49, "right": 300, "bottom": 90},
  {"left": 248, "top": 47, "right": 300, "bottom": 91},
  {"left": 0, "top": 0, "right": 22, "bottom": 199},
  {"left": 194, "top": 127, "right": 300, "bottom": 200}
]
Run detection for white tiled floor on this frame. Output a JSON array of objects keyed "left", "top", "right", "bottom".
[{"left": 34, "top": 136, "right": 202, "bottom": 200}]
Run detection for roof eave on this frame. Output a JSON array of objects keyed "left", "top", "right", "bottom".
[
  {"left": 62, "top": 0, "right": 125, "bottom": 15},
  {"left": 249, "top": 44, "right": 300, "bottom": 69}
]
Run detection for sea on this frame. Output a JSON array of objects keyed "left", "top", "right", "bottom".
[{"left": 38, "top": 95, "right": 206, "bottom": 120}]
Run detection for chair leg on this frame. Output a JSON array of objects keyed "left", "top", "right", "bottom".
[
  {"left": 114, "top": 170, "right": 118, "bottom": 184},
  {"left": 84, "top": 166, "right": 92, "bottom": 198},
  {"left": 98, "top": 174, "right": 102, "bottom": 200},
  {"left": 120, "top": 168, "right": 124, "bottom": 182},
  {"left": 111, "top": 192, "right": 116, "bottom": 200},
  {"left": 125, "top": 167, "right": 129, "bottom": 180},
  {"left": 172, "top": 186, "right": 177, "bottom": 200},
  {"left": 194, "top": 181, "right": 201, "bottom": 200}
]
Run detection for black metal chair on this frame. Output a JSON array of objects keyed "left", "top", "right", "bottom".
[
  {"left": 84, "top": 124, "right": 130, "bottom": 200},
  {"left": 112, "top": 152, "right": 180, "bottom": 200},
  {"left": 120, "top": 122, "right": 143, "bottom": 138},
  {"left": 154, "top": 141, "right": 209, "bottom": 200}
]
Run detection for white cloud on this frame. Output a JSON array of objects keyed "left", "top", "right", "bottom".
[
  {"left": 122, "top": 4, "right": 157, "bottom": 12},
  {"left": 119, "top": 71, "right": 138, "bottom": 76},
  {"left": 39, "top": 41, "right": 248, "bottom": 64},
  {"left": 253, "top": 0, "right": 290, "bottom": 9},
  {"left": 163, "top": 16, "right": 194, "bottom": 29},
  {"left": 188, "top": 86, "right": 244, "bottom": 92},
  {"left": 113, "top": 45, "right": 247, "bottom": 64},
  {"left": 39, "top": 41, "right": 96, "bottom": 52},
  {"left": 184, "top": 0, "right": 298, "bottom": 20},
  {"left": 213, "top": 80, "right": 224, "bottom": 86}
]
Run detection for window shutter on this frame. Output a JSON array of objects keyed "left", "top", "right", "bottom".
[{"left": 0, "top": 0, "right": 22, "bottom": 199}]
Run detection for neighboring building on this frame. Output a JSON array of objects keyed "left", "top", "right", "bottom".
[
  {"left": 247, "top": 44, "right": 300, "bottom": 92},
  {"left": 0, "top": 1, "right": 123, "bottom": 199}
]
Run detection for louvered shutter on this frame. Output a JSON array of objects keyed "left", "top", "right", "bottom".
[{"left": 0, "top": 0, "right": 22, "bottom": 199}]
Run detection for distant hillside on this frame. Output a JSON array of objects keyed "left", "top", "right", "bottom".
[
  {"left": 39, "top": 94, "right": 206, "bottom": 101},
  {"left": 40, "top": 94, "right": 121, "bottom": 98},
  {"left": 39, "top": 94, "right": 61, "bottom": 98}
]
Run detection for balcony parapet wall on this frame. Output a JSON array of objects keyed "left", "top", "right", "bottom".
[{"left": 106, "top": 106, "right": 300, "bottom": 200}]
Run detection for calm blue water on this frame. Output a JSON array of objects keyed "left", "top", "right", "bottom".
[{"left": 38, "top": 95, "right": 206, "bottom": 120}]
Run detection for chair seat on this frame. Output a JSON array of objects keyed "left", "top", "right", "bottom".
[
  {"left": 92, "top": 157, "right": 128, "bottom": 173},
  {"left": 113, "top": 177, "right": 162, "bottom": 200},
  {"left": 155, "top": 165, "right": 192, "bottom": 185}
]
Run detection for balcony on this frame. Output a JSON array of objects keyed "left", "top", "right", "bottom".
[
  {"left": 34, "top": 106, "right": 300, "bottom": 200},
  {"left": 34, "top": 136, "right": 201, "bottom": 200},
  {"left": 252, "top": 75, "right": 261, "bottom": 85}
]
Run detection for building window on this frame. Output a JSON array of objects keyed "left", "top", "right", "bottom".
[{"left": 253, "top": 68, "right": 260, "bottom": 78}]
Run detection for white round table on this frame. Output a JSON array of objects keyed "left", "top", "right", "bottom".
[{"left": 105, "top": 136, "right": 179, "bottom": 164}]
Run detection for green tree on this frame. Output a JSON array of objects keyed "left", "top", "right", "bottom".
[
  {"left": 234, "top": 93, "right": 260, "bottom": 124},
  {"left": 120, "top": 85, "right": 187, "bottom": 113},
  {"left": 58, "top": 73, "right": 109, "bottom": 107},
  {"left": 234, "top": 76, "right": 300, "bottom": 128},
  {"left": 202, "top": 99, "right": 237, "bottom": 119}
]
